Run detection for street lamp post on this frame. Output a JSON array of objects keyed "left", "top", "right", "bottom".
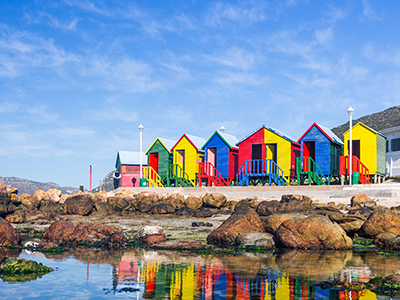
[
  {"left": 89, "top": 165, "right": 92, "bottom": 193},
  {"left": 138, "top": 124, "right": 144, "bottom": 179},
  {"left": 347, "top": 106, "right": 354, "bottom": 185}
]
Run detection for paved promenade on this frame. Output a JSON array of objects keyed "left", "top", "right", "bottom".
[{"left": 113, "top": 182, "right": 400, "bottom": 207}]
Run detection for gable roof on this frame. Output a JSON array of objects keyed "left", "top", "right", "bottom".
[
  {"left": 115, "top": 151, "right": 147, "bottom": 167},
  {"left": 344, "top": 122, "right": 386, "bottom": 138},
  {"left": 201, "top": 131, "right": 239, "bottom": 150},
  {"left": 171, "top": 134, "right": 206, "bottom": 152},
  {"left": 298, "top": 122, "right": 344, "bottom": 145},
  {"left": 267, "top": 126, "right": 300, "bottom": 145},
  {"left": 145, "top": 137, "right": 176, "bottom": 154},
  {"left": 236, "top": 125, "right": 300, "bottom": 146},
  {"left": 236, "top": 125, "right": 266, "bottom": 146}
]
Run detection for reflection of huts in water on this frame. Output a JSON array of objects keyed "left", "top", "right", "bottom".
[{"left": 116, "top": 251, "right": 294, "bottom": 299}]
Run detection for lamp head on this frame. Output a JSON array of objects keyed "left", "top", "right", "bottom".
[
  {"left": 347, "top": 106, "right": 354, "bottom": 116},
  {"left": 138, "top": 124, "right": 144, "bottom": 132}
]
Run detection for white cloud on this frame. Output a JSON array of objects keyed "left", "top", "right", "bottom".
[
  {"left": 215, "top": 71, "right": 269, "bottom": 86},
  {"left": 205, "top": 2, "right": 268, "bottom": 27},
  {"left": 315, "top": 28, "right": 333, "bottom": 44},
  {"left": 0, "top": 102, "right": 20, "bottom": 113},
  {"left": 362, "top": 0, "right": 379, "bottom": 20},
  {"left": 205, "top": 47, "right": 256, "bottom": 71}
]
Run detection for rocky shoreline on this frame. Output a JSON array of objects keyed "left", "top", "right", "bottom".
[{"left": 1, "top": 181, "right": 400, "bottom": 252}]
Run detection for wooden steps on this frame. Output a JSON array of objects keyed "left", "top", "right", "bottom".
[
  {"left": 236, "top": 159, "right": 288, "bottom": 186},
  {"left": 340, "top": 156, "right": 371, "bottom": 184},
  {"left": 198, "top": 162, "right": 233, "bottom": 187},
  {"left": 166, "top": 164, "right": 195, "bottom": 187},
  {"left": 296, "top": 157, "right": 330, "bottom": 185},
  {"left": 143, "top": 166, "right": 164, "bottom": 187}
]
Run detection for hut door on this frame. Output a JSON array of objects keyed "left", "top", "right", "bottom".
[
  {"left": 266, "top": 144, "right": 277, "bottom": 173},
  {"left": 149, "top": 153, "right": 159, "bottom": 174},
  {"left": 251, "top": 144, "right": 263, "bottom": 173},
  {"left": 303, "top": 141, "right": 315, "bottom": 172},
  {"left": 177, "top": 150, "right": 185, "bottom": 171},
  {"left": 348, "top": 140, "right": 360, "bottom": 159},
  {"left": 207, "top": 147, "right": 217, "bottom": 176}
]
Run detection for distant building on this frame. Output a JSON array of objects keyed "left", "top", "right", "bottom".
[
  {"left": 380, "top": 124, "right": 400, "bottom": 176},
  {"left": 115, "top": 151, "right": 147, "bottom": 188}
]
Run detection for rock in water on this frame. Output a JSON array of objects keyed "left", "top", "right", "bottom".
[
  {"left": 42, "top": 220, "right": 75, "bottom": 243},
  {"left": 0, "top": 217, "right": 21, "bottom": 246},
  {"left": 134, "top": 226, "right": 166, "bottom": 245},
  {"left": 207, "top": 208, "right": 265, "bottom": 246},
  {"left": 0, "top": 258, "right": 53, "bottom": 283},
  {"left": 151, "top": 239, "right": 203, "bottom": 250},
  {"left": 361, "top": 209, "right": 400, "bottom": 238},
  {"left": 276, "top": 214, "right": 352, "bottom": 250}
]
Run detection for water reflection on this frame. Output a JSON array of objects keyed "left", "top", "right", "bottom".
[{"left": 0, "top": 248, "right": 399, "bottom": 299}]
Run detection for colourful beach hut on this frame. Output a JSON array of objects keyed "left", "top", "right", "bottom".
[
  {"left": 236, "top": 125, "right": 300, "bottom": 186},
  {"left": 115, "top": 151, "right": 147, "bottom": 188},
  {"left": 199, "top": 127, "right": 239, "bottom": 186},
  {"left": 341, "top": 122, "right": 386, "bottom": 183},
  {"left": 169, "top": 134, "right": 206, "bottom": 187},
  {"left": 297, "top": 123, "right": 344, "bottom": 185},
  {"left": 145, "top": 137, "right": 175, "bottom": 187}
]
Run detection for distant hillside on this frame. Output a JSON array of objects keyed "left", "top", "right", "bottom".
[
  {"left": 92, "top": 171, "right": 115, "bottom": 193},
  {"left": 331, "top": 106, "right": 400, "bottom": 140},
  {"left": 0, "top": 177, "right": 81, "bottom": 195}
]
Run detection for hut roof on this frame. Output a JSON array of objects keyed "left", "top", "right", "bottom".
[
  {"left": 171, "top": 134, "right": 206, "bottom": 152},
  {"left": 145, "top": 137, "right": 176, "bottom": 154},
  {"left": 344, "top": 122, "right": 387, "bottom": 138},
  {"left": 298, "top": 122, "right": 344, "bottom": 145},
  {"left": 236, "top": 125, "right": 300, "bottom": 146},
  {"left": 202, "top": 131, "right": 239, "bottom": 149},
  {"left": 116, "top": 151, "right": 147, "bottom": 167}
]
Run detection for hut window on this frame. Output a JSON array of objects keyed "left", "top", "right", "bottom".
[
  {"left": 392, "top": 138, "right": 400, "bottom": 152},
  {"left": 121, "top": 165, "right": 139, "bottom": 174}
]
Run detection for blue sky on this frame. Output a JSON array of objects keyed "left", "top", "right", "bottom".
[{"left": 0, "top": 0, "right": 399, "bottom": 188}]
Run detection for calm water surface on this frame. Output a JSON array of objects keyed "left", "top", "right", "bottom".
[{"left": 0, "top": 248, "right": 398, "bottom": 299}]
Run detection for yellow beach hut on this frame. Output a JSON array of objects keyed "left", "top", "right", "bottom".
[
  {"left": 342, "top": 122, "right": 386, "bottom": 183},
  {"left": 168, "top": 134, "right": 205, "bottom": 187}
]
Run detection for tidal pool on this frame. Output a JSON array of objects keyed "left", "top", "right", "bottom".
[{"left": 0, "top": 248, "right": 398, "bottom": 299}]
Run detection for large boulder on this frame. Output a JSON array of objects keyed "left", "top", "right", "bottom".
[
  {"left": 64, "top": 194, "right": 94, "bottom": 216},
  {"left": 350, "top": 193, "right": 373, "bottom": 207},
  {"left": 39, "top": 200, "right": 63, "bottom": 213},
  {"left": 276, "top": 214, "right": 352, "bottom": 250},
  {"left": 5, "top": 211, "right": 26, "bottom": 224},
  {"left": 42, "top": 220, "right": 75, "bottom": 243},
  {"left": 0, "top": 192, "right": 15, "bottom": 216},
  {"left": 277, "top": 194, "right": 313, "bottom": 212},
  {"left": 256, "top": 200, "right": 280, "bottom": 216},
  {"left": 134, "top": 226, "right": 166, "bottom": 245},
  {"left": 325, "top": 211, "right": 366, "bottom": 236},
  {"left": 159, "top": 197, "right": 184, "bottom": 210},
  {"left": 42, "top": 189, "right": 61, "bottom": 202},
  {"left": 93, "top": 201, "right": 115, "bottom": 216},
  {"left": 234, "top": 197, "right": 259, "bottom": 211},
  {"left": 262, "top": 213, "right": 307, "bottom": 235},
  {"left": 184, "top": 196, "right": 203, "bottom": 210},
  {"left": 0, "top": 217, "right": 21, "bottom": 246},
  {"left": 207, "top": 208, "right": 265, "bottom": 246},
  {"left": 361, "top": 209, "right": 400, "bottom": 238},
  {"left": 149, "top": 203, "right": 176, "bottom": 214},
  {"left": 202, "top": 193, "right": 227, "bottom": 209},
  {"left": 107, "top": 197, "right": 129, "bottom": 212}
]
